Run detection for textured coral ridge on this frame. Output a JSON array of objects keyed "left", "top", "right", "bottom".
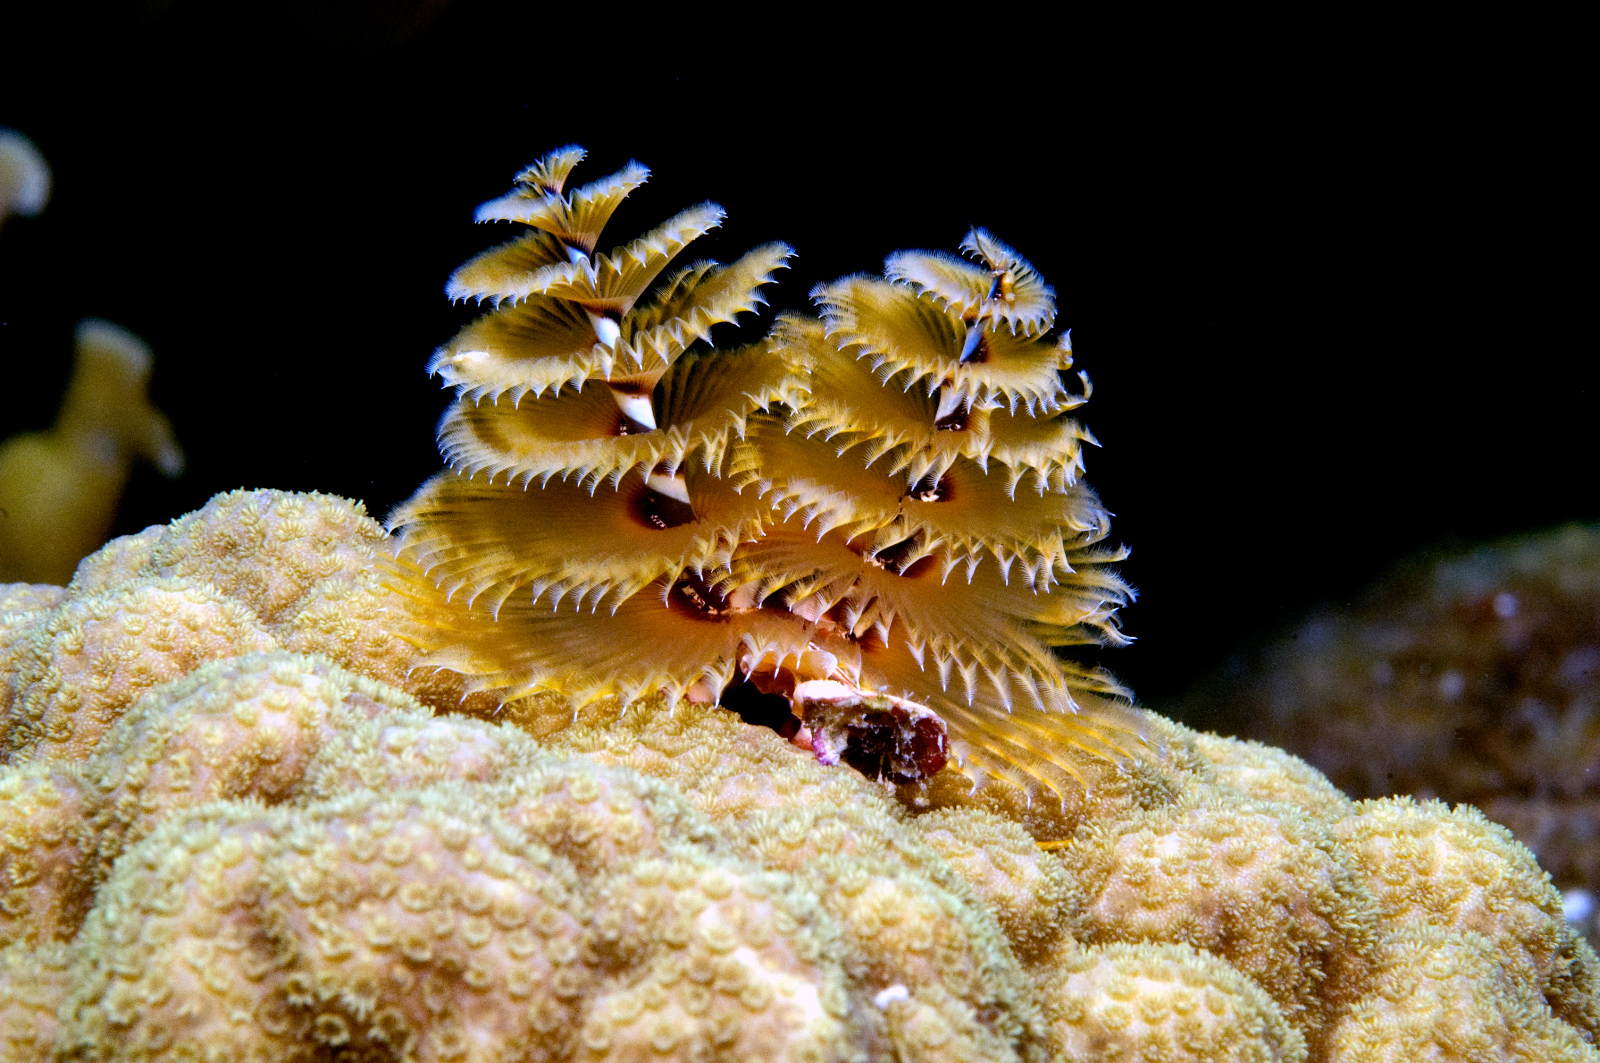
[
  {"left": 390, "top": 146, "right": 1142, "bottom": 805},
  {"left": 0, "top": 488, "right": 439, "bottom": 765},
  {"left": 2, "top": 493, "right": 1600, "bottom": 1061}
]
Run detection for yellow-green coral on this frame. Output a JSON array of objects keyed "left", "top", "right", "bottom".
[
  {"left": 1334, "top": 797, "right": 1572, "bottom": 997},
  {"left": 1, "top": 490, "right": 461, "bottom": 766},
  {"left": 61, "top": 781, "right": 856, "bottom": 1062},
  {"left": 0, "top": 941, "right": 69, "bottom": 1063},
  {"left": 1066, "top": 793, "right": 1380, "bottom": 1051},
  {"left": 2, "top": 651, "right": 445, "bottom": 955},
  {"left": 5, "top": 579, "right": 277, "bottom": 761},
  {"left": 1327, "top": 924, "right": 1595, "bottom": 1063},
  {"left": 0, "top": 585, "right": 63, "bottom": 740},
  {"left": 147, "top": 486, "right": 393, "bottom": 626},
  {"left": 913, "top": 808, "right": 1081, "bottom": 968},
  {"left": 1043, "top": 942, "right": 1307, "bottom": 1063},
  {"left": 0, "top": 762, "right": 92, "bottom": 948},
  {"left": 78, "top": 652, "right": 429, "bottom": 880},
  {"left": 544, "top": 697, "right": 1054, "bottom": 1060},
  {"left": 0, "top": 532, "right": 1058, "bottom": 1060}
]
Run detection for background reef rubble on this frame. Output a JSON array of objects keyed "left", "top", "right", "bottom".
[{"left": 0, "top": 489, "right": 1595, "bottom": 1060}]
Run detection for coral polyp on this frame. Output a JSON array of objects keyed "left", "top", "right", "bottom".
[{"left": 391, "top": 146, "right": 1142, "bottom": 803}]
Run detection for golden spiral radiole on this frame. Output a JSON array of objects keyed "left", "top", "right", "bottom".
[{"left": 390, "top": 146, "right": 1145, "bottom": 806}]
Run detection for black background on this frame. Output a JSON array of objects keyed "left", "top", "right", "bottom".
[{"left": 3, "top": 5, "right": 1591, "bottom": 719}]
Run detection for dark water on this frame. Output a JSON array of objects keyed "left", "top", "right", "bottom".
[{"left": 2, "top": 4, "right": 1590, "bottom": 715}]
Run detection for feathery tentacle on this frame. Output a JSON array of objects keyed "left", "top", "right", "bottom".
[{"left": 391, "top": 151, "right": 1144, "bottom": 797}]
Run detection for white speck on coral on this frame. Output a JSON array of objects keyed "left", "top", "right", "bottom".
[
  {"left": 1437, "top": 670, "right": 1465, "bottom": 701},
  {"left": 1564, "top": 888, "right": 1595, "bottom": 926},
  {"left": 874, "top": 984, "right": 909, "bottom": 1010},
  {"left": 1494, "top": 592, "right": 1518, "bottom": 618}
]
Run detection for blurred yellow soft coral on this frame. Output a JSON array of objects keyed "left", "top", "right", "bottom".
[
  {"left": 0, "top": 489, "right": 1597, "bottom": 1061},
  {"left": 1, "top": 134, "right": 183, "bottom": 586},
  {"left": 0, "top": 321, "right": 184, "bottom": 586}
]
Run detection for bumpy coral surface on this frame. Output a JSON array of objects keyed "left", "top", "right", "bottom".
[
  {"left": 0, "top": 491, "right": 1596, "bottom": 1060},
  {"left": 62, "top": 779, "right": 857, "bottom": 1062},
  {"left": 1334, "top": 798, "right": 1574, "bottom": 997},
  {"left": 543, "top": 698, "right": 1052, "bottom": 1060},
  {"left": 1, "top": 489, "right": 440, "bottom": 764},
  {"left": 389, "top": 146, "right": 1143, "bottom": 807},
  {"left": 1067, "top": 795, "right": 1379, "bottom": 1052},
  {"left": 0, "top": 762, "right": 92, "bottom": 949},
  {"left": 0, "top": 941, "right": 70, "bottom": 1063},
  {"left": 1044, "top": 942, "right": 1307, "bottom": 1062},
  {"left": 1171, "top": 524, "right": 1600, "bottom": 902},
  {"left": 1327, "top": 924, "right": 1596, "bottom": 1063}
]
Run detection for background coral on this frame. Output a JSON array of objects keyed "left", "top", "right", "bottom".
[{"left": 1170, "top": 524, "right": 1600, "bottom": 906}]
